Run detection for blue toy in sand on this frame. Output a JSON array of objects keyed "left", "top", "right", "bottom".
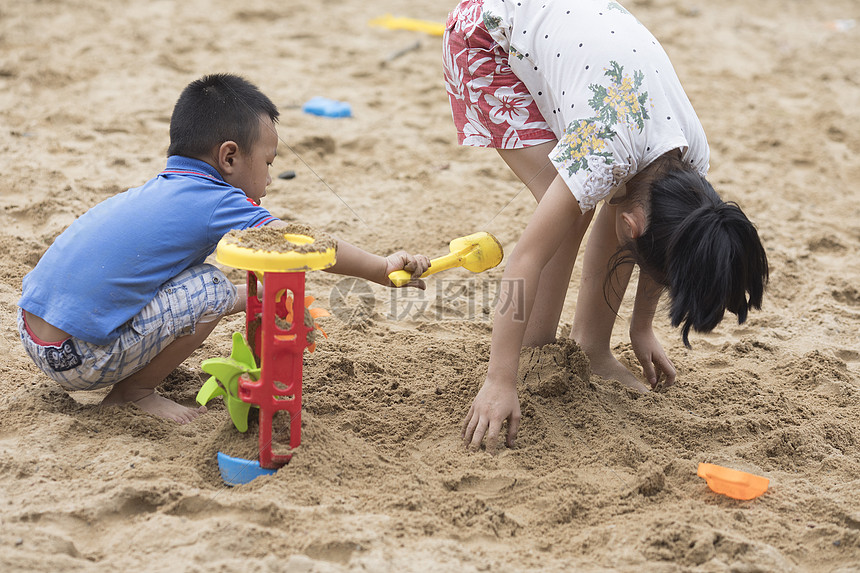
[
  {"left": 302, "top": 96, "right": 352, "bottom": 118},
  {"left": 217, "top": 452, "right": 278, "bottom": 486}
]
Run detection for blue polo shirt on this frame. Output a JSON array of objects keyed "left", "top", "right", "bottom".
[{"left": 19, "top": 156, "right": 277, "bottom": 345}]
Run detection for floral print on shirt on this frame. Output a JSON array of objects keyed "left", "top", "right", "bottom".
[{"left": 552, "top": 61, "right": 651, "bottom": 178}]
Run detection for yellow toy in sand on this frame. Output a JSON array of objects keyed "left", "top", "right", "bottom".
[{"left": 369, "top": 14, "right": 446, "bottom": 37}]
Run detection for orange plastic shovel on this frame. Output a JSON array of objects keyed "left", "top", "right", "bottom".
[
  {"left": 388, "top": 231, "right": 504, "bottom": 287},
  {"left": 697, "top": 463, "right": 769, "bottom": 500}
]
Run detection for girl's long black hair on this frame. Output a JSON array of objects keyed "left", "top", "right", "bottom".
[{"left": 613, "top": 166, "right": 769, "bottom": 347}]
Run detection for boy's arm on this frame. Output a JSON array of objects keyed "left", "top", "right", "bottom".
[
  {"left": 462, "top": 176, "right": 583, "bottom": 452},
  {"left": 326, "top": 239, "right": 430, "bottom": 288},
  {"left": 629, "top": 273, "right": 676, "bottom": 388},
  {"left": 265, "top": 220, "right": 429, "bottom": 287}
]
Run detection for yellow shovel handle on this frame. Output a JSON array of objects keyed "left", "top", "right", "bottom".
[{"left": 387, "top": 248, "right": 471, "bottom": 287}]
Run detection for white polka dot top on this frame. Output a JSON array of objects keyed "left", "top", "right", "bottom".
[{"left": 483, "top": 0, "right": 710, "bottom": 212}]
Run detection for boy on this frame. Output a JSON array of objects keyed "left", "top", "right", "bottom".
[{"left": 17, "top": 74, "right": 430, "bottom": 424}]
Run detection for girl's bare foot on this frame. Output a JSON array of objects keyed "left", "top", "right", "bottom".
[
  {"left": 102, "top": 388, "right": 206, "bottom": 424},
  {"left": 584, "top": 350, "right": 651, "bottom": 393}
]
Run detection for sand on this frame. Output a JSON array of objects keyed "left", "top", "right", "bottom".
[{"left": 2, "top": 0, "right": 859, "bottom": 570}]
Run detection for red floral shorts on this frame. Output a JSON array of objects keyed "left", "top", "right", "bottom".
[{"left": 443, "top": 0, "right": 555, "bottom": 148}]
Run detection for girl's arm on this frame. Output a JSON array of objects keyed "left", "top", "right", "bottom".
[
  {"left": 630, "top": 273, "right": 676, "bottom": 388},
  {"left": 462, "top": 175, "right": 583, "bottom": 452}
]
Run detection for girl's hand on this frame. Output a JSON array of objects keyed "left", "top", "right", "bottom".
[
  {"left": 383, "top": 251, "right": 431, "bottom": 289},
  {"left": 461, "top": 380, "right": 521, "bottom": 453},
  {"left": 630, "top": 327, "right": 676, "bottom": 389}
]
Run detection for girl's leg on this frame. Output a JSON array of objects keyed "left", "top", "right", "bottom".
[
  {"left": 569, "top": 204, "right": 648, "bottom": 391},
  {"left": 496, "top": 142, "right": 593, "bottom": 347}
]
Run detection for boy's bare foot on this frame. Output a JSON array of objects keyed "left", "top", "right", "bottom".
[
  {"left": 132, "top": 392, "right": 207, "bottom": 424},
  {"left": 102, "top": 389, "right": 207, "bottom": 424},
  {"left": 585, "top": 350, "right": 651, "bottom": 393}
]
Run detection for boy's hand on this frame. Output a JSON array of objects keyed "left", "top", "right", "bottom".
[
  {"left": 461, "top": 380, "right": 521, "bottom": 453},
  {"left": 630, "top": 327, "right": 676, "bottom": 390},
  {"left": 384, "top": 251, "right": 431, "bottom": 289}
]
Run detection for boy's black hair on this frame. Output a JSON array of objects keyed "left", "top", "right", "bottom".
[
  {"left": 612, "top": 167, "right": 769, "bottom": 347},
  {"left": 167, "top": 73, "right": 279, "bottom": 160}
]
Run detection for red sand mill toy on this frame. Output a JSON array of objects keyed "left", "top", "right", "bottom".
[{"left": 196, "top": 228, "right": 334, "bottom": 484}]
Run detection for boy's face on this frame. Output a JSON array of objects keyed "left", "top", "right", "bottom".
[{"left": 224, "top": 115, "right": 278, "bottom": 205}]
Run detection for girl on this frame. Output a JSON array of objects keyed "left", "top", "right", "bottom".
[{"left": 445, "top": 0, "right": 769, "bottom": 451}]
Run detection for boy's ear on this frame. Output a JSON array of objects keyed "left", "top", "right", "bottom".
[{"left": 216, "top": 141, "right": 239, "bottom": 174}]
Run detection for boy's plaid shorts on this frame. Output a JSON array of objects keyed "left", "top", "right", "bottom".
[{"left": 18, "top": 264, "right": 237, "bottom": 391}]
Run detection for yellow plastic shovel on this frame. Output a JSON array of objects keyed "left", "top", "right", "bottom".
[{"left": 388, "top": 231, "right": 504, "bottom": 287}]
